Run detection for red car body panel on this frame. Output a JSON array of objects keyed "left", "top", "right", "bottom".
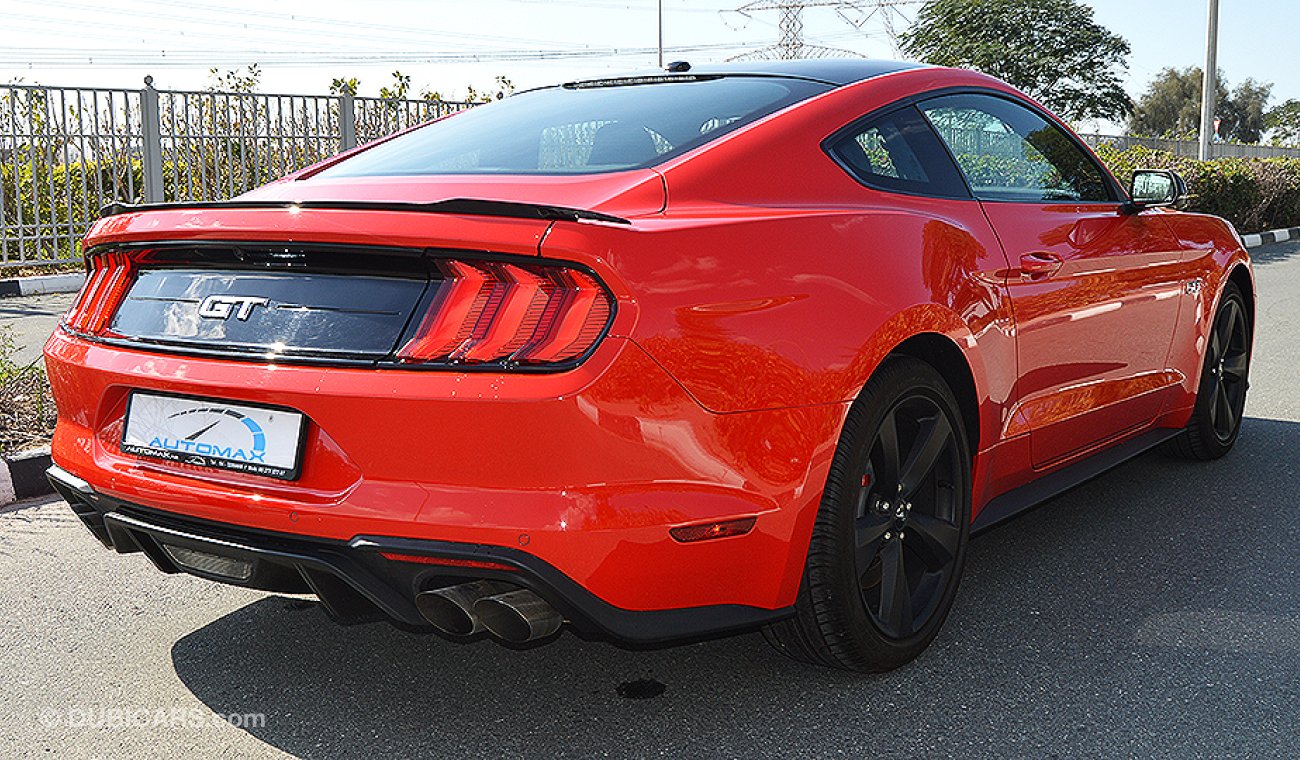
[
  {"left": 45, "top": 64, "right": 1252, "bottom": 630},
  {"left": 45, "top": 330, "right": 846, "bottom": 610}
]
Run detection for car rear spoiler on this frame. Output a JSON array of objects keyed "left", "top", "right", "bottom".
[{"left": 97, "top": 198, "right": 631, "bottom": 225}]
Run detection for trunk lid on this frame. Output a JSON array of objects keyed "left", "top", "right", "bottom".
[
  {"left": 80, "top": 171, "right": 653, "bottom": 365},
  {"left": 108, "top": 251, "right": 429, "bottom": 362},
  {"left": 244, "top": 169, "right": 666, "bottom": 219}
]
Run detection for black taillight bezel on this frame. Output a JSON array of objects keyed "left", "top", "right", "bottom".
[{"left": 72, "top": 240, "right": 618, "bottom": 374}]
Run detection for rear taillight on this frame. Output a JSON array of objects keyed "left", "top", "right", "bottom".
[
  {"left": 397, "top": 258, "right": 614, "bottom": 367},
  {"left": 63, "top": 252, "right": 136, "bottom": 336}
]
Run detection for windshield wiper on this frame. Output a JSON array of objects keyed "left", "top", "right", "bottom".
[{"left": 98, "top": 198, "right": 630, "bottom": 225}]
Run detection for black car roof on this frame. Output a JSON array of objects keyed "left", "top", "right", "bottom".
[
  {"left": 672, "top": 59, "right": 927, "bottom": 86},
  {"left": 567, "top": 59, "right": 928, "bottom": 88}
]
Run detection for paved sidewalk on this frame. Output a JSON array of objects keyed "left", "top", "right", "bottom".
[{"left": 0, "top": 292, "right": 75, "bottom": 367}]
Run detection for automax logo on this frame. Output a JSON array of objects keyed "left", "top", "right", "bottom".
[{"left": 148, "top": 407, "right": 268, "bottom": 463}]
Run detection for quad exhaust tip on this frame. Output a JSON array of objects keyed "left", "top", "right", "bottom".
[
  {"left": 416, "top": 582, "right": 564, "bottom": 643},
  {"left": 415, "top": 580, "right": 514, "bottom": 637},
  {"left": 473, "top": 588, "right": 564, "bottom": 644}
]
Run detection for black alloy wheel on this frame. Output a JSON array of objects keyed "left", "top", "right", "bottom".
[
  {"left": 1205, "top": 294, "right": 1250, "bottom": 443},
  {"left": 763, "top": 356, "right": 971, "bottom": 672},
  {"left": 1168, "top": 281, "right": 1252, "bottom": 461},
  {"left": 853, "top": 394, "right": 963, "bottom": 640}
]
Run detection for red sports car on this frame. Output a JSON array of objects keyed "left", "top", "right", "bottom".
[{"left": 45, "top": 60, "right": 1253, "bottom": 672}]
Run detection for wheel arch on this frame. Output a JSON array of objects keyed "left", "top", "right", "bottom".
[
  {"left": 1226, "top": 262, "right": 1255, "bottom": 327},
  {"left": 886, "top": 333, "right": 980, "bottom": 458},
  {"left": 775, "top": 322, "right": 993, "bottom": 612}
]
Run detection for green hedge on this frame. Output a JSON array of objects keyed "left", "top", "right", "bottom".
[
  {"left": 2, "top": 148, "right": 319, "bottom": 265},
  {"left": 1094, "top": 144, "right": 1300, "bottom": 233},
  {"left": 5, "top": 142, "right": 1300, "bottom": 269},
  {"left": 945, "top": 143, "right": 1300, "bottom": 233}
]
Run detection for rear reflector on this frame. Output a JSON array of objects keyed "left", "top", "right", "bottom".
[
  {"left": 669, "top": 517, "right": 758, "bottom": 543},
  {"left": 397, "top": 258, "right": 613, "bottom": 367},
  {"left": 379, "top": 552, "right": 518, "bottom": 572}
]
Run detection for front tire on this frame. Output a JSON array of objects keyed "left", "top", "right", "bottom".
[
  {"left": 764, "top": 356, "right": 971, "bottom": 672},
  {"left": 1168, "top": 281, "right": 1252, "bottom": 461}
]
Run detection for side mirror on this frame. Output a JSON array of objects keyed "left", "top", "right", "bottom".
[{"left": 1125, "top": 169, "right": 1187, "bottom": 211}]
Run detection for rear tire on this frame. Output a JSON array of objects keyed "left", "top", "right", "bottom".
[
  {"left": 1167, "top": 281, "right": 1251, "bottom": 461},
  {"left": 764, "top": 356, "right": 971, "bottom": 672}
]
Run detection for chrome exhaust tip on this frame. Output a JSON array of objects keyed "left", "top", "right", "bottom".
[
  {"left": 473, "top": 588, "right": 563, "bottom": 643},
  {"left": 415, "top": 580, "right": 514, "bottom": 637}
]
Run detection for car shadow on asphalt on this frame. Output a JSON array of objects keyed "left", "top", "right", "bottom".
[
  {"left": 170, "top": 417, "right": 1300, "bottom": 759},
  {"left": 1248, "top": 239, "right": 1300, "bottom": 265}
]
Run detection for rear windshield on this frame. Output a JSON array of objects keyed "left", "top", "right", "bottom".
[{"left": 316, "top": 76, "right": 832, "bottom": 177}]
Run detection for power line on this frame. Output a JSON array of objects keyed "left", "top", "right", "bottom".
[
  {"left": 0, "top": 39, "right": 789, "bottom": 69},
  {"left": 0, "top": 1, "right": 890, "bottom": 73},
  {"left": 490, "top": 0, "right": 730, "bottom": 12},
  {"left": 140, "top": 0, "right": 577, "bottom": 48},
  {"left": 26, "top": 0, "right": 576, "bottom": 52},
  {"left": 727, "top": 0, "right": 921, "bottom": 60}
]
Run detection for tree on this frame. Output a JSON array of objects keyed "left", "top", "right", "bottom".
[
  {"left": 1129, "top": 67, "right": 1272, "bottom": 143},
  {"left": 328, "top": 73, "right": 516, "bottom": 103},
  {"left": 207, "top": 64, "right": 262, "bottom": 94},
  {"left": 899, "top": 0, "right": 1132, "bottom": 122},
  {"left": 461, "top": 75, "right": 516, "bottom": 104},
  {"left": 1222, "top": 79, "right": 1272, "bottom": 143},
  {"left": 329, "top": 77, "right": 360, "bottom": 97},
  {"left": 1127, "top": 67, "right": 1211, "bottom": 138},
  {"left": 378, "top": 71, "right": 412, "bottom": 101},
  {"left": 1266, "top": 99, "right": 1300, "bottom": 146}
]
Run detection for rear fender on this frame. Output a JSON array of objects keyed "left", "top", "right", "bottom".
[{"left": 542, "top": 206, "right": 1014, "bottom": 438}]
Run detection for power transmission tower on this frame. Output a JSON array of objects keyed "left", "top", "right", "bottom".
[{"left": 727, "top": 0, "right": 920, "bottom": 61}]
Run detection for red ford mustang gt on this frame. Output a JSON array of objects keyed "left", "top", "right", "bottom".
[{"left": 45, "top": 60, "right": 1253, "bottom": 671}]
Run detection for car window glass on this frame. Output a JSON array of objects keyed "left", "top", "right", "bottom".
[
  {"left": 317, "top": 76, "right": 831, "bottom": 177},
  {"left": 828, "top": 106, "right": 970, "bottom": 198},
  {"left": 920, "top": 94, "right": 1111, "bottom": 203},
  {"left": 536, "top": 121, "right": 674, "bottom": 171}
]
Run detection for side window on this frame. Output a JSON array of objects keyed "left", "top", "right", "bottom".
[
  {"left": 827, "top": 106, "right": 970, "bottom": 199},
  {"left": 920, "top": 93, "right": 1112, "bottom": 203}
]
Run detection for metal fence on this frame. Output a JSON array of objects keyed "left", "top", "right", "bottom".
[
  {"left": 1077, "top": 133, "right": 1300, "bottom": 160},
  {"left": 1, "top": 79, "right": 473, "bottom": 268},
  {"left": 1, "top": 85, "right": 141, "bottom": 267},
  {"left": 6, "top": 78, "right": 1300, "bottom": 270}
]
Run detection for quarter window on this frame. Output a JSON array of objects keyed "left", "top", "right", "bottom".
[
  {"left": 920, "top": 93, "right": 1112, "bottom": 203},
  {"left": 827, "top": 106, "right": 969, "bottom": 199}
]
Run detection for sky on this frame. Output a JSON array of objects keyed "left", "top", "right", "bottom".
[{"left": 1, "top": 0, "right": 1295, "bottom": 131}]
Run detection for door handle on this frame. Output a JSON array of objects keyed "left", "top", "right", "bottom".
[{"left": 1019, "top": 252, "right": 1062, "bottom": 278}]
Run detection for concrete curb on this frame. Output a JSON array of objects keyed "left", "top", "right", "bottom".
[
  {"left": 1242, "top": 226, "right": 1300, "bottom": 249},
  {"left": 0, "top": 272, "right": 85, "bottom": 298},
  {"left": 1, "top": 447, "right": 54, "bottom": 506}
]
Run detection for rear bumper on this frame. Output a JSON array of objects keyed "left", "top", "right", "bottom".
[
  {"left": 49, "top": 465, "right": 790, "bottom": 643},
  {"left": 44, "top": 326, "right": 847, "bottom": 622}
]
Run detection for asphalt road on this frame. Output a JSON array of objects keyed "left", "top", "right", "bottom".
[
  {"left": 0, "top": 292, "right": 73, "bottom": 367},
  {"left": 1, "top": 243, "right": 1298, "bottom": 759}
]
